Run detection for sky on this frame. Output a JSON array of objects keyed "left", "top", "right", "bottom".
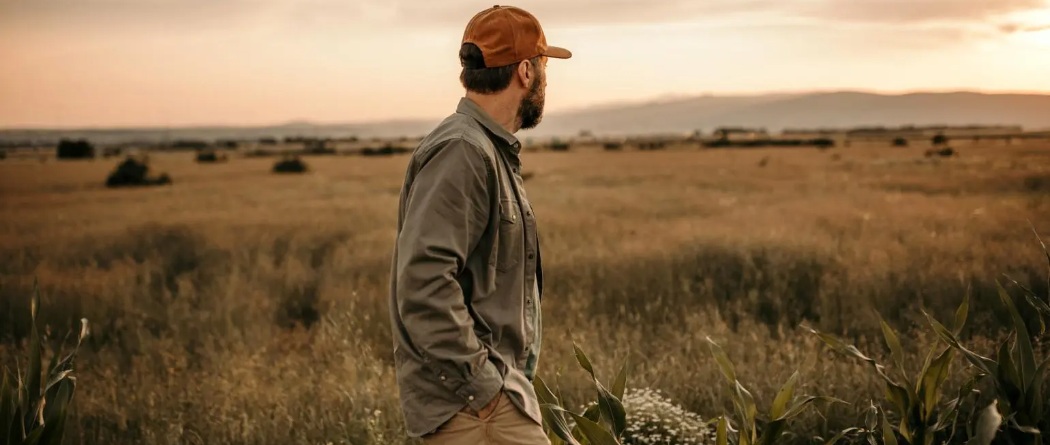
[{"left": 1, "top": 0, "right": 1050, "bottom": 128}]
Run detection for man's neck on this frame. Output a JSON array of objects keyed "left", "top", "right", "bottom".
[{"left": 465, "top": 92, "right": 520, "bottom": 134}]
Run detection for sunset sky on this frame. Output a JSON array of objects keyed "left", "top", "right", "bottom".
[{"left": 2, "top": 0, "right": 1049, "bottom": 128}]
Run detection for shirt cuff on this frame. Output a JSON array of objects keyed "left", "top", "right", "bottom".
[{"left": 454, "top": 359, "right": 504, "bottom": 412}]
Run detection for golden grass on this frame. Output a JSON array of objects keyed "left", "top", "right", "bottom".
[{"left": 1, "top": 142, "right": 1048, "bottom": 444}]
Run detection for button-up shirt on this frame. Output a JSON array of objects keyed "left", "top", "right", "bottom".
[{"left": 389, "top": 97, "right": 544, "bottom": 437}]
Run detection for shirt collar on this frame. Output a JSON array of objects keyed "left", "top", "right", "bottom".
[{"left": 456, "top": 97, "right": 521, "bottom": 155}]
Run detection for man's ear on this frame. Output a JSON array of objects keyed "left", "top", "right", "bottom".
[{"left": 516, "top": 60, "right": 532, "bottom": 89}]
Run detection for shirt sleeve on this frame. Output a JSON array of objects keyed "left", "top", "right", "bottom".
[{"left": 394, "top": 137, "right": 503, "bottom": 412}]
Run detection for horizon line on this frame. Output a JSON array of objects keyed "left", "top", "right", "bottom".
[{"left": 3, "top": 87, "right": 1050, "bottom": 132}]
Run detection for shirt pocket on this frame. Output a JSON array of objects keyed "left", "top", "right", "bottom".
[{"left": 496, "top": 199, "right": 522, "bottom": 272}]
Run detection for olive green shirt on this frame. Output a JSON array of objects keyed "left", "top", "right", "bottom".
[{"left": 389, "top": 97, "right": 544, "bottom": 437}]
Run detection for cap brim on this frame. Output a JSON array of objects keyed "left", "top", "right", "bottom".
[{"left": 544, "top": 46, "right": 572, "bottom": 59}]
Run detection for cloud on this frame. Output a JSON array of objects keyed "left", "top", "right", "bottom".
[{"left": 795, "top": 0, "right": 1047, "bottom": 24}]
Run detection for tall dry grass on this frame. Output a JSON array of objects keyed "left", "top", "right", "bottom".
[{"left": 1, "top": 142, "right": 1048, "bottom": 444}]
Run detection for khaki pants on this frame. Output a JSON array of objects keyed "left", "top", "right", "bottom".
[{"left": 423, "top": 392, "right": 550, "bottom": 445}]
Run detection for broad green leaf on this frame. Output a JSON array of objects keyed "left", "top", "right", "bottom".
[
  {"left": 879, "top": 315, "right": 906, "bottom": 377},
  {"left": 1024, "top": 358, "right": 1049, "bottom": 421},
  {"left": 771, "top": 371, "right": 799, "bottom": 419},
  {"left": 611, "top": 358, "right": 628, "bottom": 400},
  {"left": 880, "top": 405, "right": 898, "bottom": 445},
  {"left": 758, "top": 419, "right": 787, "bottom": 445},
  {"left": 865, "top": 401, "right": 878, "bottom": 431},
  {"left": 824, "top": 427, "right": 860, "bottom": 445},
  {"left": 582, "top": 403, "right": 601, "bottom": 422},
  {"left": 594, "top": 381, "right": 627, "bottom": 438},
  {"left": 953, "top": 291, "right": 971, "bottom": 336},
  {"left": 534, "top": 376, "right": 560, "bottom": 405},
  {"left": 573, "top": 343, "right": 596, "bottom": 378},
  {"left": 706, "top": 337, "right": 737, "bottom": 383},
  {"left": 542, "top": 405, "right": 581, "bottom": 445},
  {"left": 997, "top": 282, "right": 1035, "bottom": 389},
  {"left": 923, "top": 310, "right": 998, "bottom": 378},
  {"left": 568, "top": 412, "right": 620, "bottom": 445},
  {"left": 920, "top": 347, "right": 953, "bottom": 420},
  {"left": 777, "top": 396, "right": 845, "bottom": 421},
  {"left": 883, "top": 380, "right": 911, "bottom": 415},
  {"left": 716, "top": 415, "right": 729, "bottom": 445},
  {"left": 997, "top": 339, "right": 1022, "bottom": 395}
]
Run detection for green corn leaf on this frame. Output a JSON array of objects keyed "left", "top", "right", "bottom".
[
  {"left": 611, "top": 358, "right": 628, "bottom": 401},
  {"left": 777, "top": 396, "right": 845, "bottom": 421},
  {"left": 879, "top": 315, "right": 906, "bottom": 378},
  {"left": 1, "top": 371, "right": 14, "bottom": 444},
  {"left": 824, "top": 427, "right": 860, "bottom": 445},
  {"left": 997, "top": 282, "right": 1035, "bottom": 389},
  {"left": 27, "top": 283, "right": 43, "bottom": 405},
  {"left": 582, "top": 403, "right": 601, "bottom": 422},
  {"left": 542, "top": 405, "right": 581, "bottom": 445},
  {"left": 758, "top": 419, "right": 787, "bottom": 445},
  {"left": 1023, "top": 358, "right": 1049, "bottom": 421},
  {"left": 865, "top": 401, "right": 878, "bottom": 431},
  {"left": 771, "top": 371, "right": 799, "bottom": 420},
  {"left": 24, "top": 425, "right": 45, "bottom": 445},
  {"left": 716, "top": 415, "right": 729, "bottom": 445},
  {"left": 534, "top": 376, "right": 560, "bottom": 406},
  {"left": 573, "top": 343, "right": 596, "bottom": 378},
  {"left": 920, "top": 347, "right": 954, "bottom": 420},
  {"left": 706, "top": 337, "right": 737, "bottom": 383},
  {"left": 883, "top": 379, "right": 911, "bottom": 416},
  {"left": 734, "top": 380, "right": 758, "bottom": 431},
  {"left": 567, "top": 412, "right": 620, "bottom": 445},
  {"left": 953, "top": 290, "right": 970, "bottom": 336},
  {"left": 996, "top": 339, "right": 1023, "bottom": 396},
  {"left": 39, "top": 379, "right": 73, "bottom": 445},
  {"left": 1032, "top": 226, "right": 1050, "bottom": 302},
  {"left": 594, "top": 381, "right": 627, "bottom": 438},
  {"left": 880, "top": 405, "right": 898, "bottom": 445},
  {"left": 923, "top": 310, "right": 998, "bottom": 378}
]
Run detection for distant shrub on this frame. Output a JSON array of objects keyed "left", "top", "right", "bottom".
[
  {"left": 360, "top": 145, "right": 410, "bottom": 157},
  {"left": 273, "top": 155, "right": 308, "bottom": 173},
  {"left": 603, "top": 142, "right": 623, "bottom": 151},
  {"left": 813, "top": 138, "right": 835, "bottom": 149},
  {"left": 549, "top": 141, "right": 571, "bottom": 152},
  {"left": 196, "top": 150, "right": 227, "bottom": 163},
  {"left": 258, "top": 137, "right": 278, "bottom": 146},
  {"left": 106, "top": 156, "right": 173, "bottom": 188},
  {"left": 892, "top": 137, "right": 909, "bottom": 147},
  {"left": 101, "top": 147, "right": 123, "bottom": 158},
  {"left": 303, "top": 140, "right": 337, "bottom": 155},
  {"left": 56, "top": 139, "right": 94, "bottom": 160},
  {"left": 216, "top": 140, "right": 239, "bottom": 150},
  {"left": 170, "top": 140, "right": 209, "bottom": 151},
  {"left": 925, "top": 147, "right": 957, "bottom": 158},
  {"left": 932, "top": 133, "right": 949, "bottom": 146},
  {"left": 637, "top": 141, "right": 667, "bottom": 151}
]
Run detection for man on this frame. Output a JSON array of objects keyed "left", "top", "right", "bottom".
[{"left": 389, "top": 5, "right": 571, "bottom": 444}]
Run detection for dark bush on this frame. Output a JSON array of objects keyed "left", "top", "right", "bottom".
[
  {"left": 924, "top": 147, "right": 957, "bottom": 158},
  {"left": 360, "top": 145, "right": 410, "bottom": 157},
  {"left": 216, "top": 140, "right": 239, "bottom": 149},
  {"left": 303, "top": 140, "right": 337, "bottom": 155},
  {"left": 258, "top": 137, "right": 278, "bottom": 145},
  {"left": 932, "top": 133, "right": 949, "bottom": 146},
  {"left": 56, "top": 139, "right": 94, "bottom": 159},
  {"left": 273, "top": 155, "right": 308, "bottom": 173},
  {"left": 812, "top": 138, "right": 835, "bottom": 149},
  {"left": 170, "top": 140, "right": 209, "bottom": 150},
  {"left": 892, "top": 137, "right": 909, "bottom": 147},
  {"left": 549, "top": 141, "right": 571, "bottom": 152},
  {"left": 195, "top": 150, "right": 227, "bottom": 163},
  {"left": 603, "top": 142, "right": 623, "bottom": 151},
  {"left": 106, "top": 157, "right": 173, "bottom": 188},
  {"left": 638, "top": 141, "right": 667, "bottom": 151}
]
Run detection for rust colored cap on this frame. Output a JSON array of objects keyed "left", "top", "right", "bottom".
[{"left": 463, "top": 5, "right": 572, "bottom": 68}]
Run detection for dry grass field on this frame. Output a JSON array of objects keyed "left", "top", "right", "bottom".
[{"left": 1, "top": 141, "right": 1049, "bottom": 444}]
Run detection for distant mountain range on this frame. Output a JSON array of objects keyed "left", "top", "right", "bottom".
[{"left": 3, "top": 91, "right": 1049, "bottom": 145}]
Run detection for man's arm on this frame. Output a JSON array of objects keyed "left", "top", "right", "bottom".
[{"left": 395, "top": 138, "right": 503, "bottom": 413}]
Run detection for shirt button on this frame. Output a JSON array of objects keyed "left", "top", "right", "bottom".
[
  {"left": 440, "top": 375, "right": 446, "bottom": 381},
  {"left": 468, "top": 395, "right": 475, "bottom": 401},
  {"left": 528, "top": 253, "right": 535, "bottom": 259}
]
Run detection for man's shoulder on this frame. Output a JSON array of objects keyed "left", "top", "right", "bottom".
[{"left": 415, "top": 113, "right": 496, "bottom": 161}]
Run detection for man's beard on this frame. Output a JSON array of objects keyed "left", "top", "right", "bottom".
[{"left": 517, "top": 72, "right": 545, "bottom": 130}]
